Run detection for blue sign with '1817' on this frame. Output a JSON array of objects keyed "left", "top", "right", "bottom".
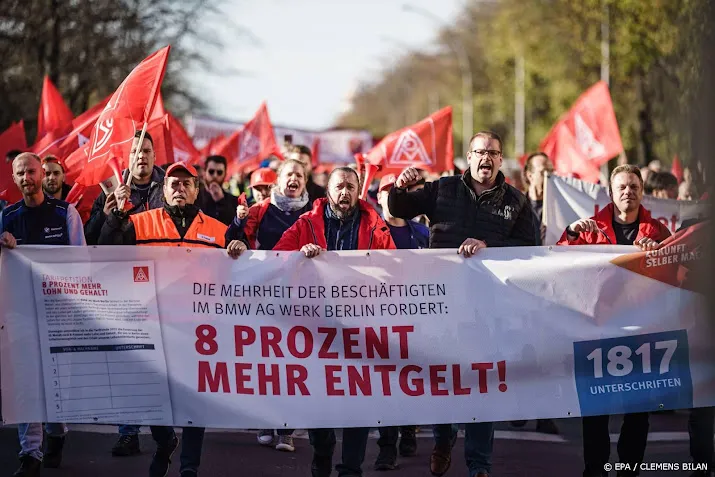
[{"left": 573, "top": 330, "right": 693, "bottom": 416}]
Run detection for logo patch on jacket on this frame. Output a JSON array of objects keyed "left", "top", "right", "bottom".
[
  {"left": 197, "top": 233, "right": 216, "bottom": 243},
  {"left": 44, "top": 226, "right": 64, "bottom": 240}
]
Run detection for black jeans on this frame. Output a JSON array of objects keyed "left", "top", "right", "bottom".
[
  {"left": 582, "top": 413, "right": 649, "bottom": 476},
  {"left": 690, "top": 407, "right": 715, "bottom": 467},
  {"left": 150, "top": 426, "right": 205, "bottom": 474},
  {"left": 309, "top": 428, "right": 370, "bottom": 477},
  {"left": 377, "top": 426, "right": 416, "bottom": 450}
]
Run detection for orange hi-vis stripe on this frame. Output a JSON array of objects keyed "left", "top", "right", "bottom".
[{"left": 130, "top": 208, "right": 227, "bottom": 249}]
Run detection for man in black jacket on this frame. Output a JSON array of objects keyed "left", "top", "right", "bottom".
[
  {"left": 196, "top": 155, "right": 238, "bottom": 225},
  {"left": 388, "top": 131, "right": 538, "bottom": 477},
  {"left": 84, "top": 131, "right": 165, "bottom": 246}
]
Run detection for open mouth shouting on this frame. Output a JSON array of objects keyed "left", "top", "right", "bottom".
[
  {"left": 337, "top": 195, "right": 352, "bottom": 209},
  {"left": 478, "top": 161, "right": 493, "bottom": 176},
  {"left": 286, "top": 180, "right": 300, "bottom": 194}
]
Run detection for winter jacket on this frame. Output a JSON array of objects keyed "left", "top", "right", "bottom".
[
  {"left": 306, "top": 178, "right": 326, "bottom": 204},
  {"left": 98, "top": 203, "right": 227, "bottom": 249},
  {"left": 225, "top": 198, "right": 311, "bottom": 250},
  {"left": 197, "top": 187, "right": 239, "bottom": 226},
  {"left": 388, "top": 169, "right": 538, "bottom": 249},
  {"left": 273, "top": 198, "right": 396, "bottom": 251},
  {"left": 556, "top": 203, "right": 671, "bottom": 245},
  {"left": 84, "top": 166, "right": 165, "bottom": 244}
]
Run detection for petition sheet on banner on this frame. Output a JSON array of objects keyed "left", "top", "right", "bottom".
[{"left": 31, "top": 261, "right": 172, "bottom": 426}]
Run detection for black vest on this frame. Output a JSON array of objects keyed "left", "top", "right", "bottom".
[{"left": 1, "top": 196, "right": 71, "bottom": 245}]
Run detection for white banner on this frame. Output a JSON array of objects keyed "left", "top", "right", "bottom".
[
  {"left": 1, "top": 240, "right": 711, "bottom": 429},
  {"left": 185, "top": 115, "right": 373, "bottom": 165},
  {"left": 543, "top": 174, "right": 707, "bottom": 245}
]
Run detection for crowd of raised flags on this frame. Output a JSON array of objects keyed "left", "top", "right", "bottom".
[{"left": 0, "top": 44, "right": 711, "bottom": 477}]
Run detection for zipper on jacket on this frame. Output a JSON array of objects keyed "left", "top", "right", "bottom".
[
  {"left": 306, "top": 218, "right": 318, "bottom": 245},
  {"left": 368, "top": 225, "right": 376, "bottom": 249}
]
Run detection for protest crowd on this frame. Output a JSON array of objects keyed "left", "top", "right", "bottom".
[{"left": 0, "top": 46, "right": 711, "bottom": 477}]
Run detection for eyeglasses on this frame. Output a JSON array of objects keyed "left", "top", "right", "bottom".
[
  {"left": 469, "top": 149, "right": 502, "bottom": 159},
  {"left": 207, "top": 169, "right": 225, "bottom": 176}
]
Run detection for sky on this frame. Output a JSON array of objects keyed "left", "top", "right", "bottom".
[{"left": 187, "top": 0, "right": 465, "bottom": 130}]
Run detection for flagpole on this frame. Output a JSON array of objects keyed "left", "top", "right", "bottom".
[
  {"left": 402, "top": 5, "right": 473, "bottom": 157},
  {"left": 600, "top": 0, "right": 614, "bottom": 182}
]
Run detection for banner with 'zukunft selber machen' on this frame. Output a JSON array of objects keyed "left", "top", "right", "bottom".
[{"left": 0, "top": 224, "right": 711, "bottom": 428}]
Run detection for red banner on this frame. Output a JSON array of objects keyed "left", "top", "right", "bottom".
[
  {"left": 77, "top": 46, "right": 170, "bottom": 186},
  {"left": 540, "top": 81, "right": 623, "bottom": 183},
  {"left": 364, "top": 107, "right": 453, "bottom": 174}
]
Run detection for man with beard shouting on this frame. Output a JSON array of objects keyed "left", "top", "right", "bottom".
[{"left": 274, "top": 166, "right": 395, "bottom": 477}]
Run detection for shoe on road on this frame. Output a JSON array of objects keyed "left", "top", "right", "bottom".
[
  {"left": 112, "top": 434, "right": 141, "bottom": 456},
  {"left": 257, "top": 429, "right": 274, "bottom": 446},
  {"left": 275, "top": 435, "right": 295, "bottom": 452},
  {"left": 374, "top": 447, "right": 398, "bottom": 471},
  {"left": 13, "top": 455, "right": 41, "bottom": 477}
]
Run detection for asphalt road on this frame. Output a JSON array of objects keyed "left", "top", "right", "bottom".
[{"left": 0, "top": 413, "right": 705, "bottom": 477}]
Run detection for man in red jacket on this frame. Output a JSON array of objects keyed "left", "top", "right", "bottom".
[
  {"left": 557, "top": 164, "right": 671, "bottom": 477},
  {"left": 274, "top": 166, "right": 395, "bottom": 254},
  {"left": 274, "top": 166, "right": 394, "bottom": 477}
]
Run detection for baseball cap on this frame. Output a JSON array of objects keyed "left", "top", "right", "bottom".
[
  {"left": 378, "top": 173, "right": 398, "bottom": 193},
  {"left": 250, "top": 167, "right": 278, "bottom": 188},
  {"left": 165, "top": 162, "right": 198, "bottom": 178},
  {"left": 41, "top": 155, "right": 65, "bottom": 172}
]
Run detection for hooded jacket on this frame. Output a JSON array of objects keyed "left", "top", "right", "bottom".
[
  {"left": 556, "top": 203, "right": 671, "bottom": 245},
  {"left": 273, "top": 198, "right": 395, "bottom": 251}
]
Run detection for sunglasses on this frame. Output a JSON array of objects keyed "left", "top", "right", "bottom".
[{"left": 207, "top": 169, "right": 225, "bottom": 176}]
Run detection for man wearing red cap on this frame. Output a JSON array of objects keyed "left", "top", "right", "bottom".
[
  {"left": 98, "top": 162, "right": 246, "bottom": 477},
  {"left": 41, "top": 155, "right": 72, "bottom": 201},
  {"left": 247, "top": 167, "right": 277, "bottom": 205}
]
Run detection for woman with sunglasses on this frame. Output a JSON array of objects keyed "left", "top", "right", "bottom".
[{"left": 196, "top": 155, "right": 239, "bottom": 225}]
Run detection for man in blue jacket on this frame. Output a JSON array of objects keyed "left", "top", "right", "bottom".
[{"left": 0, "top": 152, "right": 86, "bottom": 477}]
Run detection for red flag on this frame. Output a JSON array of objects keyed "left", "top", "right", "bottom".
[
  {"left": 0, "top": 121, "right": 28, "bottom": 203},
  {"left": 36, "top": 76, "right": 74, "bottom": 143},
  {"left": 540, "top": 81, "right": 623, "bottom": 182},
  {"left": 214, "top": 102, "right": 283, "bottom": 177},
  {"left": 35, "top": 95, "right": 112, "bottom": 164},
  {"left": 364, "top": 107, "right": 453, "bottom": 174},
  {"left": 167, "top": 113, "right": 200, "bottom": 164},
  {"left": 64, "top": 119, "right": 136, "bottom": 185},
  {"left": 540, "top": 121, "right": 601, "bottom": 183},
  {"left": 150, "top": 94, "right": 167, "bottom": 121},
  {"left": 311, "top": 137, "right": 321, "bottom": 168},
  {"left": 671, "top": 155, "right": 684, "bottom": 183},
  {"left": 147, "top": 115, "right": 174, "bottom": 167},
  {"left": 76, "top": 46, "right": 170, "bottom": 186}
]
